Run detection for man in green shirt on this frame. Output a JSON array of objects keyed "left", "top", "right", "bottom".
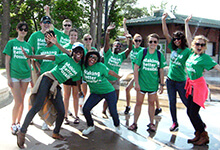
[{"left": 102, "top": 23, "right": 132, "bottom": 118}]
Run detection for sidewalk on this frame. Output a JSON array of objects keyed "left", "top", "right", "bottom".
[{"left": 0, "top": 62, "right": 220, "bottom": 149}]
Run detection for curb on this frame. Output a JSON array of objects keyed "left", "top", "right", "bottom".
[{"left": 0, "top": 70, "right": 10, "bottom": 107}]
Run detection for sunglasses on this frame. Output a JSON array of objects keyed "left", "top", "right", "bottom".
[
  {"left": 89, "top": 55, "right": 98, "bottom": 61},
  {"left": 195, "top": 43, "right": 206, "bottom": 47},
  {"left": 134, "top": 39, "right": 142, "bottom": 43},
  {"left": 84, "top": 38, "right": 92, "bottom": 41},
  {"left": 173, "top": 37, "right": 181, "bottom": 41},
  {"left": 64, "top": 24, "right": 71, "bottom": 27},
  {"left": 19, "top": 28, "right": 28, "bottom": 32},
  {"left": 73, "top": 50, "right": 83, "bottom": 54},
  {"left": 43, "top": 21, "right": 51, "bottom": 24},
  {"left": 149, "top": 40, "right": 157, "bottom": 44}
]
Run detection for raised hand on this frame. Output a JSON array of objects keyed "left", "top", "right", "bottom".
[
  {"left": 185, "top": 15, "right": 192, "bottom": 23},
  {"left": 162, "top": 12, "right": 168, "bottom": 20},
  {"left": 47, "top": 33, "right": 57, "bottom": 45},
  {"left": 107, "top": 23, "right": 115, "bottom": 31}
]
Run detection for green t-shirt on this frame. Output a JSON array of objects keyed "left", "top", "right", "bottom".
[
  {"left": 3, "top": 38, "right": 32, "bottom": 79},
  {"left": 104, "top": 49, "right": 127, "bottom": 81},
  {"left": 54, "top": 28, "right": 70, "bottom": 46},
  {"left": 63, "top": 43, "right": 73, "bottom": 52},
  {"left": 35, "top": 45, "right": 62, "bottom": 74},
  {"left": 28, "top": 31, "right": 46, "bottom": 53},
  {"left": 130, "top": 45, "right": 144, "bottom": 69},
  {"left": 51, "top": 54, "right": 82, "bottom": 83},
  {"left": 168, "top": 42, "right": 191, "bottom": 81},
  {"left": 82, "top": 62, "right": 115, "bottom": 94},
  {"left": 135, "top": 48, "right": 167, "bottom": 91},
  {"left": 186, "top": 52, "right": 217, "bottom": 80}
]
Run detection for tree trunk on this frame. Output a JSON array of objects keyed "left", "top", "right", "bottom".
[
  {"left": 96, "top": 0, "right": 103, "bottom": 51},
  {"left": 0, "top": 0, "right": 10, "bottom": 67},
  {"left": 90, "top": 0, "right": 96, "bottom": 47}
]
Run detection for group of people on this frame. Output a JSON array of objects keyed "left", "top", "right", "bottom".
[{"left": 3, "top": 5, "right": 220, "bottom": 148}]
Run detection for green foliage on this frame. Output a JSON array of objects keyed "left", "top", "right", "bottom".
[{"left": 123, "top": 5, "right": 149, "bottom": 19}]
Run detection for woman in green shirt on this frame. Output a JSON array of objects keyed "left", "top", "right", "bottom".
[
  {"left": 162, "top": 12, "right": 191, "bottom": 131},
  {"left": 185, "top": 15, "right": 220, "bottom": 146},
  {"left": 128, "top": 33, "right": 167, "bottom": 132},
  {"left": 81, "top": 51, "right": 122, "bottom": 135},
  {"left": 3, "top": 22, "right": 32, "bottom": 135},
  {"left": 17, "top": 43, "right": 85, "bottom": 148}
]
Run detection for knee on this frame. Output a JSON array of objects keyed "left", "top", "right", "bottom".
[{"left": 82, "top": 106, "right": 89, "bottom": 114}]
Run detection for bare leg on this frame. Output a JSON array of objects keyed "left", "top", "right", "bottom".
[
  {"left": 133, "top": 91, "right": 145, "bottom": 124},
  {"left": 63, "top": 85, "right": 71, "bottom": 118},
  {"left": 125, "top": 78, "right": 134, "bottom": 107},
  {"left": 72, "top": 86, "right": 79, "bottom": 118}
]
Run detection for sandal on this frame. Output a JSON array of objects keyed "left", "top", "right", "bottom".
[
  {"left": 128, "top": 123, "right": 138, "bottom": 131},
  {"left": 64, "top": 117, "right": 70, "bottom": 125},
  {"left": 73, "top": 117, "right": 80, "bottom": 124},
  {"left": 148, "top": 123, "right": 156, "bottom": 132},
  {"left": 52, "top": 133, "right": 66, "bottom": 141}
]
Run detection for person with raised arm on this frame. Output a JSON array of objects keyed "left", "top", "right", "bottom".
[
  {"left": 162, "top": 12, "right": 191, "bottom": 131},
  {"left": 184, "top": 15, "right": 220, "bottom": 146}
]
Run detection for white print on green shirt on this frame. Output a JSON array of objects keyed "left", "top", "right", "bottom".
[
  {"left": 108, "top": 56, "right": 121, "bottom": 67},
  {"left": 13, "top": 46, "right": 29, "bottom": 59},
  {"left": 59, "top": 62, "right": 77, "bottom": 79}
]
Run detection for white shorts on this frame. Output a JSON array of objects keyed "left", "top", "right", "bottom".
[{"left": 11, "top": 77, "right": 31, "bottom": 83}]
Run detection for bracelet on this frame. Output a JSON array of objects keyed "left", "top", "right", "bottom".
[{"left": 160, "top": 83, "right": 165, "bottom": 86}]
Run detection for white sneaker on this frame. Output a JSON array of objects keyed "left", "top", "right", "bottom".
[
  {"left": 42, "top": 122, "right": 49, "bottom": 130},
  {"left": 82, "top": 126, "right": 95, "bottom": 135},
  {"left": 115, "top": 126, "right": 122, "bottom": 135},
  {"left": 16, "top": 123, "right": 21, "bottom": 130},
  {"left": 11, "top": 124, "right": 18, "bottom": 135}
]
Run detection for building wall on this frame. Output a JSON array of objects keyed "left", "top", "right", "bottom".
[{"left": 128, "top": 24, "right": 220, "bottom": 63}]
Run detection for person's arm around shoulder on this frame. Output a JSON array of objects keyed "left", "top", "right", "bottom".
[
  {"left": 185, "top": 15, "right": 193, "bottom": 48},
  {"left": 162, "top": 13, "right": 172, "bottom": 44},
  {"left": 104, "top": 23, "right": 115, "bottom": 54}
]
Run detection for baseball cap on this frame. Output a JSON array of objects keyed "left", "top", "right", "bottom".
[
  {"left": 40, "top": 16, "right": 51, "bottom": 23},
  {"left": 72, "top": 42, "right": 85, "bottom": 51}
]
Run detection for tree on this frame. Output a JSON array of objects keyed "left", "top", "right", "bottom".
[{"left": 0, "top": 0, "right": 10, "bottom": 67}]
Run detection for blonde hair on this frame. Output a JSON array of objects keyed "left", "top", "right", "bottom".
[
  {"left": 62, "top": 19, "right": 72, "bottom": 25},
  {"left": 191, "top": 35, "right": 209, "bottom": 51}
]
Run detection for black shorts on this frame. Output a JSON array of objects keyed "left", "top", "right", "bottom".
[
  {"left": 63, "top": 78, "right": 77, "bottom": 86},
  {"left": 140, "top": 90, "right": 157, "bottom": 95}
]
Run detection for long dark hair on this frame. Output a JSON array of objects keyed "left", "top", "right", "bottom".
[
  {"left": 171, "top": 31, "right": 188, "bottom": 50},
  {"left": 84, "top": 50, "right": 101, "bottom": 68}
]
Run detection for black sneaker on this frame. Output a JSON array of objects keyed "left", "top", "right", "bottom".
[
  {"left": 170, "top": 122, "right": 179, "bottom": 131},
  {"left": 155, "top": 108, "right": 162, "bottom": 116},
  {"left": 124, "top": 106, "right": 131, "bottom": 114}
]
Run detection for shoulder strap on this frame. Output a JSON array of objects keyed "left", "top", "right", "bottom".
[
  {"left": 157, "top": 50, "right": 161, "bottom": 83},
  {"left": 140, "top": 48, "right": 148, "bottom": 68}
]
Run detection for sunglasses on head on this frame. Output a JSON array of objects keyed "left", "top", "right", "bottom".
[
  {"left": 134, "top": 39, "right": 142, "bottom": 43},
  {"left": 195, "top": 43, "right": 206, "bottom": 47},
  {"left": 84, "top": 38, "right": 92, "bottom": 41},
  {"left": 64, "top": 24, "right": 71, "bottom": 27},
  {"left": 43, "top": 21, "right": 51, "bottom": 24},
  {"left": 19, "top": 28, "right": 28, "bottom": 32},
  {"left": 149, "top": 40, "right": 157, "bottom": 44},
  {"left": 173, "top": 37, "right": 181, "bottom": 41},
  {"left": 89, "top": 55, "right": 98, "bottom": 61}
]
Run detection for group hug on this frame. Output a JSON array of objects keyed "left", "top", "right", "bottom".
[{"left": 3, "top": 5, "right": 220, "bottom": 149}]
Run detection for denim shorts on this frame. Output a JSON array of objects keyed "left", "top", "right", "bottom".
[{"left": 11, "top": 77, "right": 31, "bottom": 83}]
